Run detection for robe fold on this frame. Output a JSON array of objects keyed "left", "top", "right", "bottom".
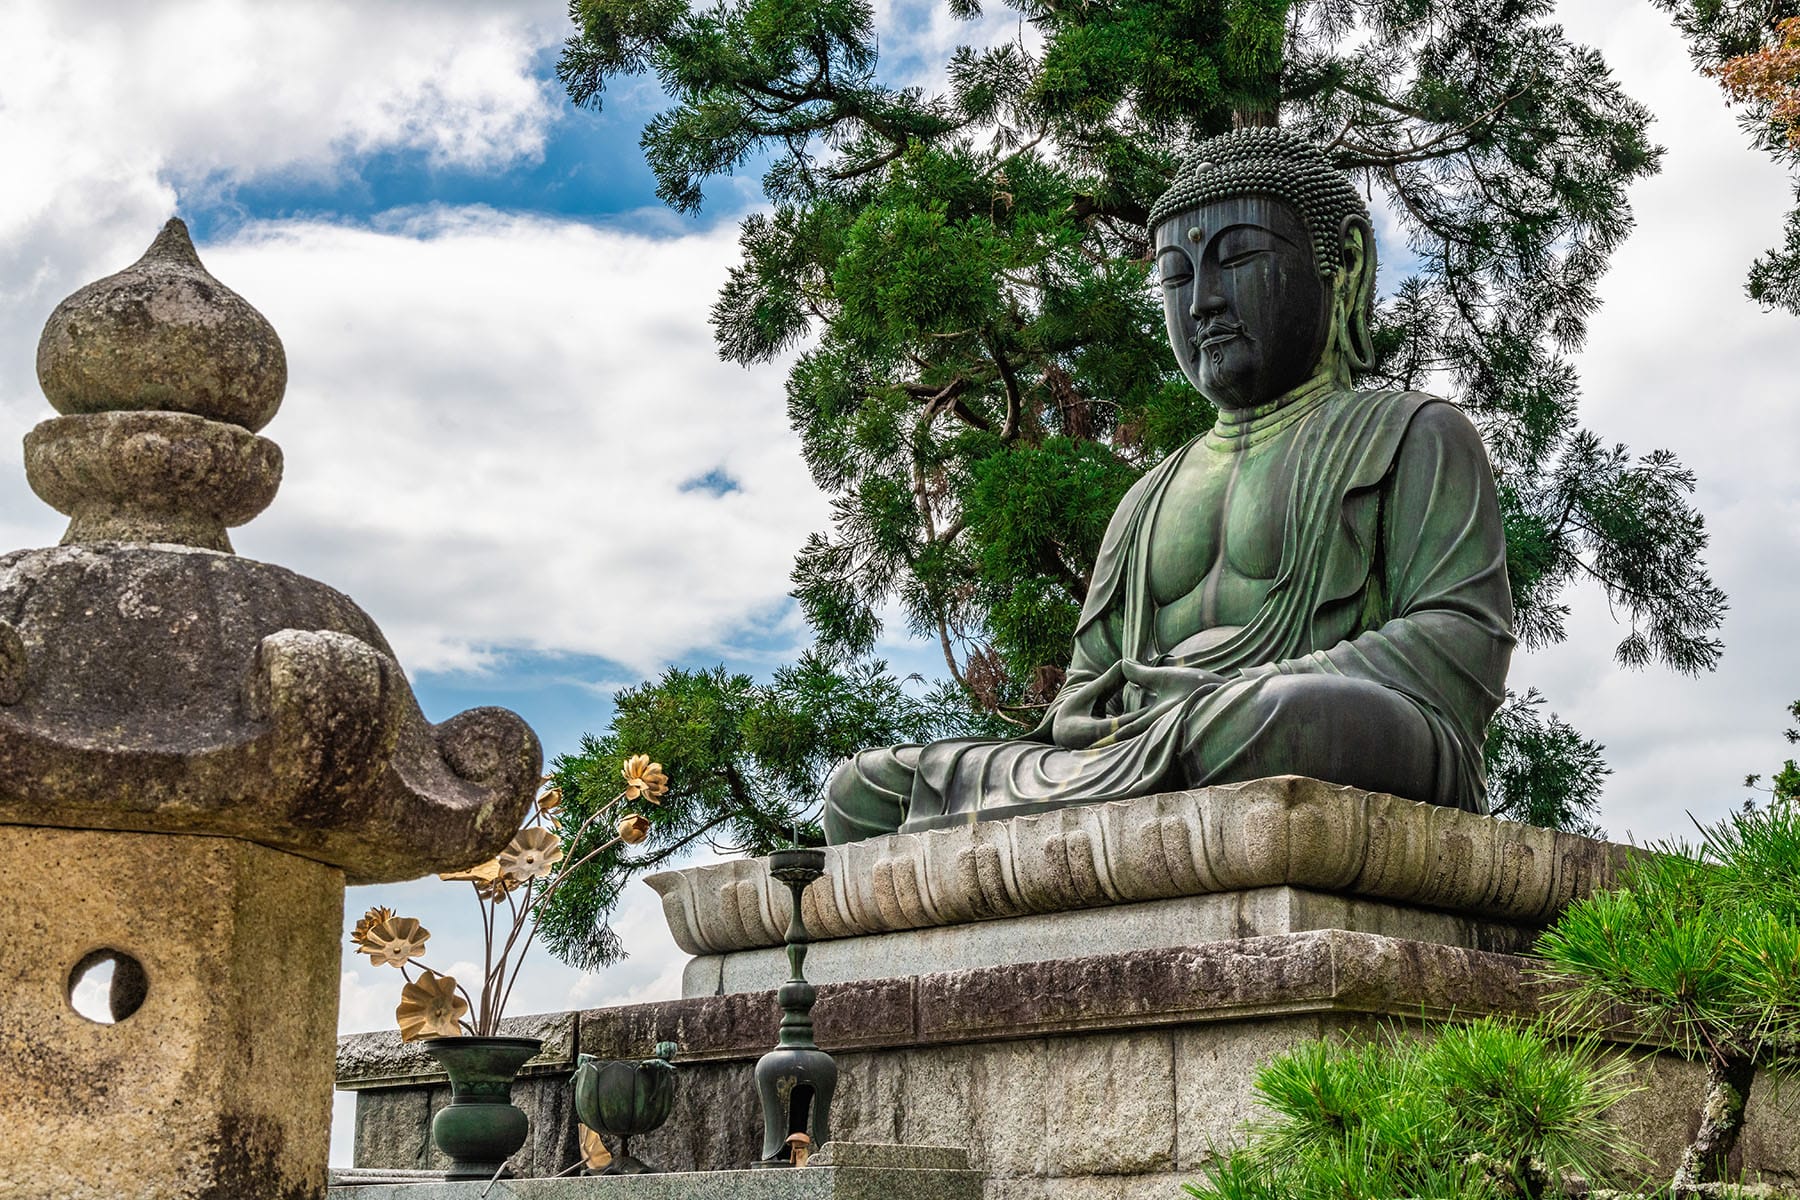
[{"left": 823, "top": 388, "right": 1514, "bottom": 843}]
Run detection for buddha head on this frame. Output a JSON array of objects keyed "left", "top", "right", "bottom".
[{"left": 1149, "top": 128, "right": 1377, "bottom": 410}]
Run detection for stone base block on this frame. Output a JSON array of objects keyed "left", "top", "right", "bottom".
[
  {"left": 647, "top": 779, "right": 1630, "bottom": 964},
  {"left": 3, "top": 824, "right": 345, "bottom": 1200},
  {"left": 340, "top": 933, "right": 1800, "bottom": 1197},
  {"left": 682, "top": 884, "right": 1536, "bottom": 996}
]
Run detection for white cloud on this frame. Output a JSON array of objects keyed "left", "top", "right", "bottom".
[
  {"left": 0, "top": 0, "right": 830, "bottom": 676},
  {"left": 1, "top": 207, "right": 827, "bottom": 676},
  {"left": 1514, "top": 0, "right": 1800, "bottom": 839},
  {"left": 194, "top": 209, "right": 824, "bottom": 674},
  {"left": 0, "top": 0, "right": 565, "bottom": 418}
]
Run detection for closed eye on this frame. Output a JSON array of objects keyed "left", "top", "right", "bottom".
[
  {"left": 1221, "top": 248, "right": 1272, "bottom": 269},
  {"left": 1156, "top": 249, "right": 1192, "bottom": 288}
]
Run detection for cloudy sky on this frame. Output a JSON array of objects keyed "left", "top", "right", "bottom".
[{"left": 5, "top": 0, "right": 1797, "bottom": 1166}]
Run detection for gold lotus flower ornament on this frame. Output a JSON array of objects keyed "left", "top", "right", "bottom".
[
  {"left": 359, "top": 916, "right": 430, "bottom": 968},
  {"left": 439, "top": 858, "right": 520, "bottom": 903},
  {"left": 498, "top": 827, "right": 564, "bottom": 882},
  {"left": 351, "top": 905, "right": 396, "bottom": 951},
  {"left": 579, "top": 1124, "right": 612, "bottom": 1171},
  {"left": 396, "top": 969, "right": 469, "bottom": 1041},
  {"left": 616, "top": 812, "right": 652, "bottom": 845},
  {"left": 622, "top": 755, "right": 668, "bottom": 803}
]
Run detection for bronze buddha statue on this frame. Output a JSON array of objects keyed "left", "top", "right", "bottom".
[{"left": 824, "top": 128, "right": 1515, "bottom": 844}]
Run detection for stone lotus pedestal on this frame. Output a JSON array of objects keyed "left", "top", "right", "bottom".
[
  {"left": 650, "top": 775, "right": 1621, "bottom": 996},
  {"left": 0, "top": 221, "right": 541, "bottom": 1200},
  {"left": 339, "top": 780, "right": 1800, "bottom": 1197}
]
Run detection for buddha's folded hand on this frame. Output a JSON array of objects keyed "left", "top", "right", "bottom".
[
  {"left": 1121, "top": 659, "right": 1227, "bottom": 710},
  {"left": 1050, "top": 662, "right": 1127, "bottom": 750}
]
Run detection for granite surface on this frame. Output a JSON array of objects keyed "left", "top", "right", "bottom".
[
  {"left": 327, "top": 1143, "right": 980, "bottom": 1199},
  {"left": 4, "top": 827, "right": 343, "bottom": 1200},
  {"left": 341, "top": 933, "right": 1800, "bottom": 1195},
  {"left": 680, "top": 884, "right": 1539, "bottom": 997}
]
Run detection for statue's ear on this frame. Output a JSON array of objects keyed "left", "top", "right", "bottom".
[{"left": 1337, "top": 215, "right": 1377, "bottom": 373}]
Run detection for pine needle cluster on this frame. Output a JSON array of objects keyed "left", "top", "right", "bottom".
[
  {"left": 1536, "top": 788, "right": 1800, "bottom": 1189},
  {"left": 1183, "top": 1019, "right": 1643, "bottom": 1200}
]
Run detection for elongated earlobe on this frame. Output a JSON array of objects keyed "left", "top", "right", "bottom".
[{"left": 1338, "top": 216, "right": 1377, "bottom": 372}]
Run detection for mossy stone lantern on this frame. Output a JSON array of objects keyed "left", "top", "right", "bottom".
[{"left": 0, "top": 221, "right": 541, "bottom": 1199}]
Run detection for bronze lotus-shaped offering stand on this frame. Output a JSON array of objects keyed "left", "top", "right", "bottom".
[
  {"left": 752, "top": 847, "right": 837, "bottom": 1166},
  {"left": 572, "top": 1042, "right": 679, "bottom": 1173}
]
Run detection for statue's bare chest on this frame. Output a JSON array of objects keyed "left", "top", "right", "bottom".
[{"left": 1144, "top": 438, "right": 1296, "bottom": 643}]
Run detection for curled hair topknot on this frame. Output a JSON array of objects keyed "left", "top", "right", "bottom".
[{"left": 1148, "top": 128, "right": 1369, "bottom": 278}]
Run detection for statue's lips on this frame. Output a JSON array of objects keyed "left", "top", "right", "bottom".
[{"left": 1195, "top": 327, "right": 1242, "bottom": 350}]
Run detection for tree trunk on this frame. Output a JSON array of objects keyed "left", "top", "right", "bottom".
[{"left": 1673, "top": 1052, "right": 1757, "bottom": 1190}]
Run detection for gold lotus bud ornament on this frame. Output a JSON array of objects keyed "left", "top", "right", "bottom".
[
  {"left": 396, "top": 969, "right": 469, "bottom": 1041},
  {"left": 616, "top": 812, "right": 652, "bottom": 845},
  {"left": 351, "top": 905, "right": 396, "bottom": 951},
  {"left": 439, "top": 857, "right": 521, "bottom": 902},
  {"left": 537, "top": 785, "right": 564, "bottom": 814}
]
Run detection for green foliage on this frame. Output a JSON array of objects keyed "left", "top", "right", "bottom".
[
  {"left": 1486, "top": 689, "right": 1611, "bottom": 835},
  {"left": 1182, "top": 1018, "right": 1643, "bottom": 1199},
  {"left": 532, "top": 653, "right": 995, "bottom": 970},
  {"left": 562, "top": 0, "right": 1728, "bottom": 820},
  {"left": 1538, "top": 802, "right": 1800, "bottom": 1067},
  {"left": 1535, "top": 763, "right": 1800, "bottom": 1185}
]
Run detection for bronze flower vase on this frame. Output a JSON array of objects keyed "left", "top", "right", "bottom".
[
  {"left": 421, "top": 1036, "right": 543, "bottom": 1180},
  {"left": 571, "top": 1043, "right": 678, "bottom": 1173}
]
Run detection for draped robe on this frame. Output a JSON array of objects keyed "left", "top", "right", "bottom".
[{"left": 822, "top": 388, "right": 1515, "bottom": 844}]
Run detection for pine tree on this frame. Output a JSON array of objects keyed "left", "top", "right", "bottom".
[
  {"left": 533, "top": 653, "right": 989, "bottom": 968},
  {"left": 556, "top": 0, "right": 1727, "bottom": 849}
]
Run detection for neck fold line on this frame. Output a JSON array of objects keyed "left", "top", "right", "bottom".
[{"left": 1208, "top": 373, "right": 1339, "bottom": 448}]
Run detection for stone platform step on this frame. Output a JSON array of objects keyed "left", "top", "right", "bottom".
[{"left": 328, "top": 1144, "right": 979, "bottom": 1200}]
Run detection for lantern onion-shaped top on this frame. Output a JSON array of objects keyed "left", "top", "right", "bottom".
[{"left": 0, "top": 219, "right": 539, "bottom": 884}]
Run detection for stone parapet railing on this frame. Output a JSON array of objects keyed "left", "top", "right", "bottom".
[{"left": 647, "top": 777, "right": 1633, "bottom": 956}]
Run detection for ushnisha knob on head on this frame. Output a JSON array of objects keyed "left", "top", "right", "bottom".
[{"left": 26, "top": 219, "right": 285, "bottom": 552}]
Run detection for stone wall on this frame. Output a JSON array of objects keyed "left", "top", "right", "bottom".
[{"left": 340, "top": 932, "right": 1800, "bottom": 1197}]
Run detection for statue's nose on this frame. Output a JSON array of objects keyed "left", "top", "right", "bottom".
[{"left": 1190, "top": 289, "right": 1226, "bottom": 319}]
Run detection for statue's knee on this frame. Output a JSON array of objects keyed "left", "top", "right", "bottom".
[
  {"left": 822, "top": 754, "right": 859, "bottom": 810},
  {"left": 821, "top": 747, "right": 912, "bottom": 844},
  {"left": 1237, "top": 672, "right": 1359, "bottom": 722}
]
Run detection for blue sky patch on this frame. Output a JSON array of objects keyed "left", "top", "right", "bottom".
[{"left": 679, "top": 467, "right": 742, "bottom": 496}]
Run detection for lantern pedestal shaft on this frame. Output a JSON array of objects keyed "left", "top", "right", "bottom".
[{"left": 2, "top": 824, "right": 344, "bottom": 1199}]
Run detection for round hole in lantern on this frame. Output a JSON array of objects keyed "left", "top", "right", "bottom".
[{"left": 67, "top": 948, "right": 148, "bottom": 1024}]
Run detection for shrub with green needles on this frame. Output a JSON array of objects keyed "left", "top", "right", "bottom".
[
  {"left": 1536, "top": 792, "right": 1800, "bottom": 1191},
  {"left": 1183, "top": 1018, "right": 1642, "bottom": 1200}
]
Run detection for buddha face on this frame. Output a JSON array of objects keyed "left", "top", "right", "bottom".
[{"left": 1154, "top": 196, "right": 1333, "bottom": 410}]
